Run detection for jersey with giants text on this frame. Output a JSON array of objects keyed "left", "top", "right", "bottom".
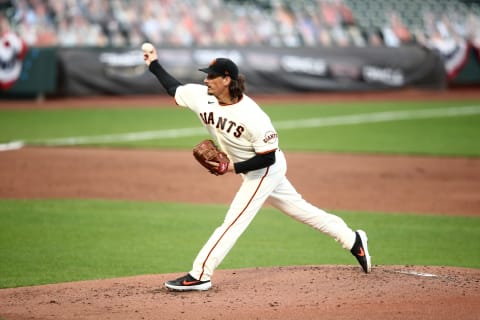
[{"left": 175, "top": 84, "right": 278, "bottom": 162}]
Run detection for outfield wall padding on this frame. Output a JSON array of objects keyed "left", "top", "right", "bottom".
[
  {"left": 0, "top": 45, "right": 461, "bottom": 98},
  {"left": 56, "top": 46, "right": 447, "bottom": 96}
]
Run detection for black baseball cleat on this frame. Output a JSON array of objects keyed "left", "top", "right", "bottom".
[
  {"left": 165, "top": 273, "right": 212, "bottom": 291},
  {"left": 350, "top": 230, "right": 372, "bottom": 273}
]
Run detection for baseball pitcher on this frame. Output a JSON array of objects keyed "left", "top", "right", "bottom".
[{"left": 142, "top": 43, "right": 371, "bottom": 291}]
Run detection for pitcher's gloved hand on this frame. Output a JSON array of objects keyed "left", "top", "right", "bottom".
[{"left": 193, "top": 139, "right": 230, "bottom": 175}]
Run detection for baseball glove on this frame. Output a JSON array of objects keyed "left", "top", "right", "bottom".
[{"left": 193, "top": 139, "right": 230, "bottom": 175}]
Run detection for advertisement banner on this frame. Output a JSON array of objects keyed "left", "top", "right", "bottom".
[{"left": 56, "top": 46, "right": 446, "bottom": 96}]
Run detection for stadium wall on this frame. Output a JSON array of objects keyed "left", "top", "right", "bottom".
[{"left": 2, "top": 44, "right": 479, "bottom": 99}]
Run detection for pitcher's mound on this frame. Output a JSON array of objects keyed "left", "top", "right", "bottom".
[{"left": 1, "top": 265, "right": 479, "bottom": 320}]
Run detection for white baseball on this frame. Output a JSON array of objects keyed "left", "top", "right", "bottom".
[{"left": 141, "top": 42, "right": 154, "bottom": 53}]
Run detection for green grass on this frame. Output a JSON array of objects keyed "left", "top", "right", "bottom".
[
  {"left": 0, "top": 107, "right": 197, "bottom": 141},
  {"left": 0, "top": 100, "right": 479, "bottom": 156},
  {"left": 1, "top": 199, "right": 479, "bottom": 288},
  {"left": 268, "top": 100, "right": 480, "bottom": 156}
]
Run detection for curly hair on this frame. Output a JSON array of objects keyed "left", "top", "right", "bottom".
[{"left": 229, "top": 74, "right": 246, "bottom": 100}]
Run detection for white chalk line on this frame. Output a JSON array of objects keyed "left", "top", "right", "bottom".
[
  {"left": 1, "top": 105, "right": 479, "bottom": 150},
  {"left": 33, "top": 127, "right": 208, "bottom": 146},
  {"left": 0, "top": 140, "right": 25, "bottom": 151}
]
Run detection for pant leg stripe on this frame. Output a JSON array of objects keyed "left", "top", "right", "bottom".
[{"left": 199, "top": 167, "right": 270, "bottom": 280}]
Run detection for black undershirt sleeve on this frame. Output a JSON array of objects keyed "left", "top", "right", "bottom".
[
  {"left": 148, "top": 60, "right": 182, "bottom": 97},
  {"left": 233, "top": 151, "right": 276, "bottom": 174}
]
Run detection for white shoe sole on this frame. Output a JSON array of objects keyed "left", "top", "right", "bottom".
[
  {"left": 357, "top": 230, "right": 372, "bottom": 273},
  {"left": 164, "top": 281, "right": 212, "bottom": 291}
]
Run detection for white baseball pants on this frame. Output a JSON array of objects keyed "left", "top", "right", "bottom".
[{"left": 190, "top": 150, "right": 356, "bottom": 281}]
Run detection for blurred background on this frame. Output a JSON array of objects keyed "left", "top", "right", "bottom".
[{"left": 1, "top": 0, "right": 480, "bottom": 99}]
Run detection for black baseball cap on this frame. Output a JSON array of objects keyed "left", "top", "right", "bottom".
[{"left": 199, "top": 58, "right": 239, "bottom": 80}]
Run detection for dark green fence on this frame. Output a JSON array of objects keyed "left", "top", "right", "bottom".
[{"left": 1, "top": 45, "right": 478, "bottom": 99}]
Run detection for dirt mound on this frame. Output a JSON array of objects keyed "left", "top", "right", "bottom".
[{"left": 1, "top": 265, "right": 479, "bottom": 320}]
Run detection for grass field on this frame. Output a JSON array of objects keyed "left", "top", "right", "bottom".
[
  {"left": 1, "top": 99, "right": 479, "bottom": 289},
  {"left": 1, "top": 199, "right": 479, "bottom": 288},
  {"left": 1, "top": 100, "right": 480, "bottom": 155}
]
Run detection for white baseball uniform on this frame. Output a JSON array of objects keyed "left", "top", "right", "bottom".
[{"left": 175, "top": 84, "right": 357, "bottom": 281}]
